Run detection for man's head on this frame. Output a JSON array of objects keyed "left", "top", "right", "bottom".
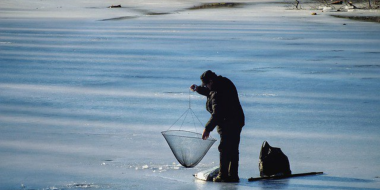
[{"left": 200, "top": 70, "right": 217, "bottom": 90}]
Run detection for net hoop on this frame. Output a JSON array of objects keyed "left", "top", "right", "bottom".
[{"left": 161, "top": 130, "right": 217, "bottom": 142}]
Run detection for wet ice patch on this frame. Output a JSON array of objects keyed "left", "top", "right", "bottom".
[
  {"left": 354, "top": 65, "right": 380, "bottom": 68},
  {"left": 125, "top": 162, "right": 188, "bottom": 172},
  {"left": 274, "top": 37, "right": 304, "bottom": 40},
  {"left": 67, "top": 183, "right": 100, "bottom": 189},
  {"left": 162, "top": 92, "right": 184, "bottom": 94},
  {"left": 242, "top": 67, "right": 286, "bottom": 73},
  {"left": 239, "top": 93, "right": 277, "bottom": 97},
  {"left": 20, "top": 183, "right": 119, "bottom": 190},
  {"left": 100, "top": 16, "right": 139, "bottom": 21},
  {"left": 304, "top": 71, "right": 333, "bottom": 75}
]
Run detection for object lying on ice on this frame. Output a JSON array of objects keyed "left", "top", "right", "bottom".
[
  {"left": 193, "top": 166, "right": 219, "bottom": 181},
  {"left": 248, "top": 172, "right": 323, "bottom": 181},
  {"left": 108, "top": 5, "right": 121, "bottom": 8},
  {"left": 259, "top": 141, "right": 291, "bottom": 177},
  {"left": 249, "top": 141, "right": 323, "bottom": 181}
]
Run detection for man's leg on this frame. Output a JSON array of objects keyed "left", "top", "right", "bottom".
[
  {"left": 215, "top": 133, "right": 230, "bottom": 181},
  {"left": 229, "top": 127, "right": 242, "bottom": 181}
]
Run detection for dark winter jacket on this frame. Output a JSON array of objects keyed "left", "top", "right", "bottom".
[{"left": 197, "top": 76, "right": 245, "bottom": 133}]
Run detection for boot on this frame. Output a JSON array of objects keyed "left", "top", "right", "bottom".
[
  {"left": 213, "top": 174, "right": 229, "bottom": 182},
  {"left": 229, "top": 157, "right": 239, "bottom": 182},
  {"left": 228, "top": 176, "right": 240, "bottom": 183}
]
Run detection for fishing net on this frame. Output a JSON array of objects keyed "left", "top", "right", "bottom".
[
  {"left": 162, "top": 97, "right": 217, "bottom": 168},
  {"left": 162, "top": 130, "right": 216, "bottom": 168}
]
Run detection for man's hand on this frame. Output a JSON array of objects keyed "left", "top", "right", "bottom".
[
  {"left": 202, "top": 129, "right": 210, "bottom": 140},
  {"left": 190, "top": 84, "right": 198, "bottom": 92}
]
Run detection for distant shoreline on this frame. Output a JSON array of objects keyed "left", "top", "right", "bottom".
[{"left": 288, "top": 0, "right": 380, "bottom": 24}]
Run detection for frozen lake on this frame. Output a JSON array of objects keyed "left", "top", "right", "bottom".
[{"left": 1, "top": 0, "right": 380, "bottom": 189}]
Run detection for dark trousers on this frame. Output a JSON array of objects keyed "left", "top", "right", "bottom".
[{"left": 217, "top": 124, "right": 242, "bottom": 178}]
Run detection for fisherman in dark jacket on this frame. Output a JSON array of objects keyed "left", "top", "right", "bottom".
[{"left": 190, "top": 70, "right": 245, "bottom": 182}]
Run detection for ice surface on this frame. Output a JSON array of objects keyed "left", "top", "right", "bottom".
[{"left": 1, "top": 0, "right": 380, "bottom": 190}]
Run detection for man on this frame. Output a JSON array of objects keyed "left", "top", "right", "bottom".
[{"left": 190, "top": 70, "right": 245, "bottom": 182}]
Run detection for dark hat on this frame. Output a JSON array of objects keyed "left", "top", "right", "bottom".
[{"left": 200, "top": 70, "right": 217, "bottom": 87}]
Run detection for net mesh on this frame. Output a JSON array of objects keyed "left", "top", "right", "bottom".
[
  {"left": 162, "top": 130, "right": 216, "bottom": 168},
  {"left": 162, "top": 92, "right": 217, "bottom": 168}
]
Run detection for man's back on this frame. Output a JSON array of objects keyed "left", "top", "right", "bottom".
[{"left": 214, "top": 76, "right": 245, "bottom": 128}]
